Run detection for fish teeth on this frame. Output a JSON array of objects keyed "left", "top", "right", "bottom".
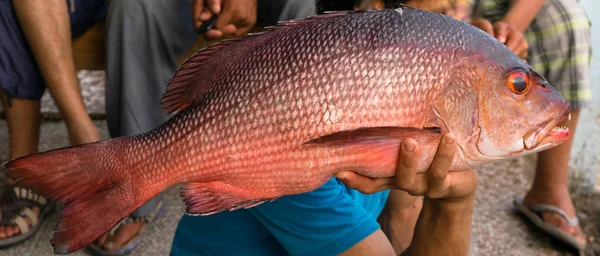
[
  {"left": 551, "top": 126, "right": 569, "bottom": 132},
  {"left": 568, "top": 113, "right": 572, "bottom": 121}
]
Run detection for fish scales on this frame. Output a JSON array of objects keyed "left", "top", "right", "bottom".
[
  {"left": 131, "top": 10, "right": 457, "bottom": 196},
  {"left": 4, "top": 7, "right": 572, "bottom": 254}
]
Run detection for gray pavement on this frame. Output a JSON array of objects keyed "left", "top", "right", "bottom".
[
  {"left": 1, "top": 120, "right": 599, "bottom": 256},
  {"left": 1, "top": 1, "right": 599, "bottom": 254}
]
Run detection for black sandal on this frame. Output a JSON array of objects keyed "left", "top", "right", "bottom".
[
  {"left": 0, "top": 184, "right": 55, "bottom": 248},
  {"left": 86, "top": 199, "right": 167, "bottom": 256}
]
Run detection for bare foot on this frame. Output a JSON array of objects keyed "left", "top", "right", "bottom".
[
  {"left": 0, "top": 206, "right": 41, "bottom": 239},
  {"left": 523, "top": 188, "right": 587, "bottom": 246},
  {"left": 93, "top": 222, "right": 145, "bottom": 252}
]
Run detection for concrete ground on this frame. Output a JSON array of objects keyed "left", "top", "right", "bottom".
[
  {"left": 0, "top": 120, "right": 599, "bottom": 256},
  {"left": 1, "top": 1, "right": 599, "bottom": 254}
]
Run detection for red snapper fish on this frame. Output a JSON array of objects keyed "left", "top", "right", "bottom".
[{"left": 4, "top": 7, "right": 570, "bottom": 254}]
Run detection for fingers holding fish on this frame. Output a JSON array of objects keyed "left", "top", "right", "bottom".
[
  {"left": 424, "top": 133, "right": 457, "bottom": 198},
  {"left": 415, "top": 134, "right": 477, "bottom": 202},
  {"left": 336, "top": 133, "right": 464, "bottom": 197},
  {"left": 394, "top": 138, "right": 420, "bottom": 190},
  {"left": 336, "top": 132, "right": 477, "bottom": 201},
  {"left": 395, "top": 133, "right": 476, "bottom": 201},
  {"left": 334, "top": 137, "right": 424, "bottom": 195}
]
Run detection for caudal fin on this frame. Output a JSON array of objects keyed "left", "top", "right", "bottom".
[{"left": 4, "top": 137, "right": 142, "bottom": 254}]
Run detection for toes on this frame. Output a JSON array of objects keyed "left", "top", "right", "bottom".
[
  {"left": 541, "top": 212, "right": 587, "bottom": 243},
  {"left": 0, "top": 207, "right": 42, "bottom": 240},
  {"left": 103, "top": 223, "right": 145, "bottom": 251},
  {"left": 571, "top": 227, "right": 587, "bottom": 244},
  {"left": 96, "top": 232, "right": 109, "bottom": 246},
  {"left": 12, "top": 225, "right": 20, "bottom": 236},
  {"left": 7, "top": 225, "right": 16, "bottom": 237}
]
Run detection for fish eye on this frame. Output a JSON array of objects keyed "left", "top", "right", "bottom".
[{"left": 507, "top": 70, "right": 530, "bottom": 94}]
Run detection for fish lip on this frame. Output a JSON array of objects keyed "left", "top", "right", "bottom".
[{"left": 523, "top": 109, "right": 571, "bottom": 150}]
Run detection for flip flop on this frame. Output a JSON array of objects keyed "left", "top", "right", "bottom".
[
  {"left": 513, "top": 197, "right": 586, "bottom": 251},
  {"left": 86, "top": 199, "right": 167, "bottom": 256},
  {"left": 0, "top": 185, "right": 55, "bottom": 248}
]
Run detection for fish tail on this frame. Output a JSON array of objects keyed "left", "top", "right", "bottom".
[{"left": 4, "top": 137, "right": 141, "bottom": 254}]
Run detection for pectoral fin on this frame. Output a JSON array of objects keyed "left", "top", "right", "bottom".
[{"left": 304, "top": 126, "right": 442, "bottom": 146}]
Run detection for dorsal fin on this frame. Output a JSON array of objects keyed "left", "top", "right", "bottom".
[{"left": 160, "top": 10, "right": 363, "bottom": 114}]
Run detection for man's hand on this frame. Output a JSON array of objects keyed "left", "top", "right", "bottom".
[
  {"left": 471, "top": 18, "right": 529, "bottom": 59},
  {"left": 192, "top": 0, "right": 257, "bottom": 39},
  {"left": 193, "top": 0, "right": 220, "bottom": 30},
  {"left": 336, "top": 133, "right": 477, "bottom": 202}
]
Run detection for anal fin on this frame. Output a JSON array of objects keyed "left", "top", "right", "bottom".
[{"left": 180, "top": 182, "right": 276, "bottom": 216}]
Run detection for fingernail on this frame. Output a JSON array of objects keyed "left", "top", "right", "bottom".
[
  {"left": 444, "top": 134, "right": 455, "bottom": 144},
  {"left": 104, "top": 242, "right": 114, "bottom": 250},
  {"left": 403, "top": 141, "right": 416, "bottom": 152}
]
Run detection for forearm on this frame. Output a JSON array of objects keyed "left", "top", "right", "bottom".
[
  {"left": 378, "top": 190, "right": 423, "bottom": 254},
  {"left": 502, "top": 0, "right": 545, "bottom": 32},
  {"left": 11, "top": 0, "right": 85, "bottom": 117},
  {"left": 402, "top": 195, "right": 475, "bottom": 256}
]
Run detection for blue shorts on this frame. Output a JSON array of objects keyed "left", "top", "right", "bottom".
[
  {"left": 170, "top": 178, "right": 391, "bottom": 256},
  {"left": 0, "top": 0, "right": 106, "bottom": 106}
]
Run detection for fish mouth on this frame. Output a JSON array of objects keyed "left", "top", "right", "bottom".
[{"left": 523, "top": 111, "right": 571, "bottom": 150}]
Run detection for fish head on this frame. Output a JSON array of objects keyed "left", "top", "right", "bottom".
[
  {"left": 428, "top": 32, "right": 571, "bottom": 167},
  {"left": 451, "top": 52, "right": 571, "bottom": 165}
]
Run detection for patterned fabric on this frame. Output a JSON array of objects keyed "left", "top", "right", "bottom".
[{"left": 473, "top": 0, "right": 593, "bottom": 109}]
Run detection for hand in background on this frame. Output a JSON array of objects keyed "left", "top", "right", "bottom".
[
  {"left": 192, "top": 0, "right": 257, "bottom": 39},
  {"left": 471, "top": 18, "right": 529, "bottom": 59}
]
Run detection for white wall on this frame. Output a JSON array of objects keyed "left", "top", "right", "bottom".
[{"left": 568, "top": 0, "right": 600, "bottom": 193}]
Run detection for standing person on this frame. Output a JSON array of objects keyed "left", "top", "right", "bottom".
[
  {"left": 0, "top": 0, "right": 102, "bottom": 248},
  {"left": 471, "top": 0, "right": 592, "bottom": 251}
]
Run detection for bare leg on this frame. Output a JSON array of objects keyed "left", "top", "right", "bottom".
[
  {"left": 523, "top": 110, "right": 586, "bottom": 245},
  {"left": 0, "top": 91, "right": 41, "bottom": 238},
  {"left": 0, "top": 0, "right": 99, "bottom": 242},
  {"left": 11, "top": 0, "right": 99, "bottom": 145}
]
